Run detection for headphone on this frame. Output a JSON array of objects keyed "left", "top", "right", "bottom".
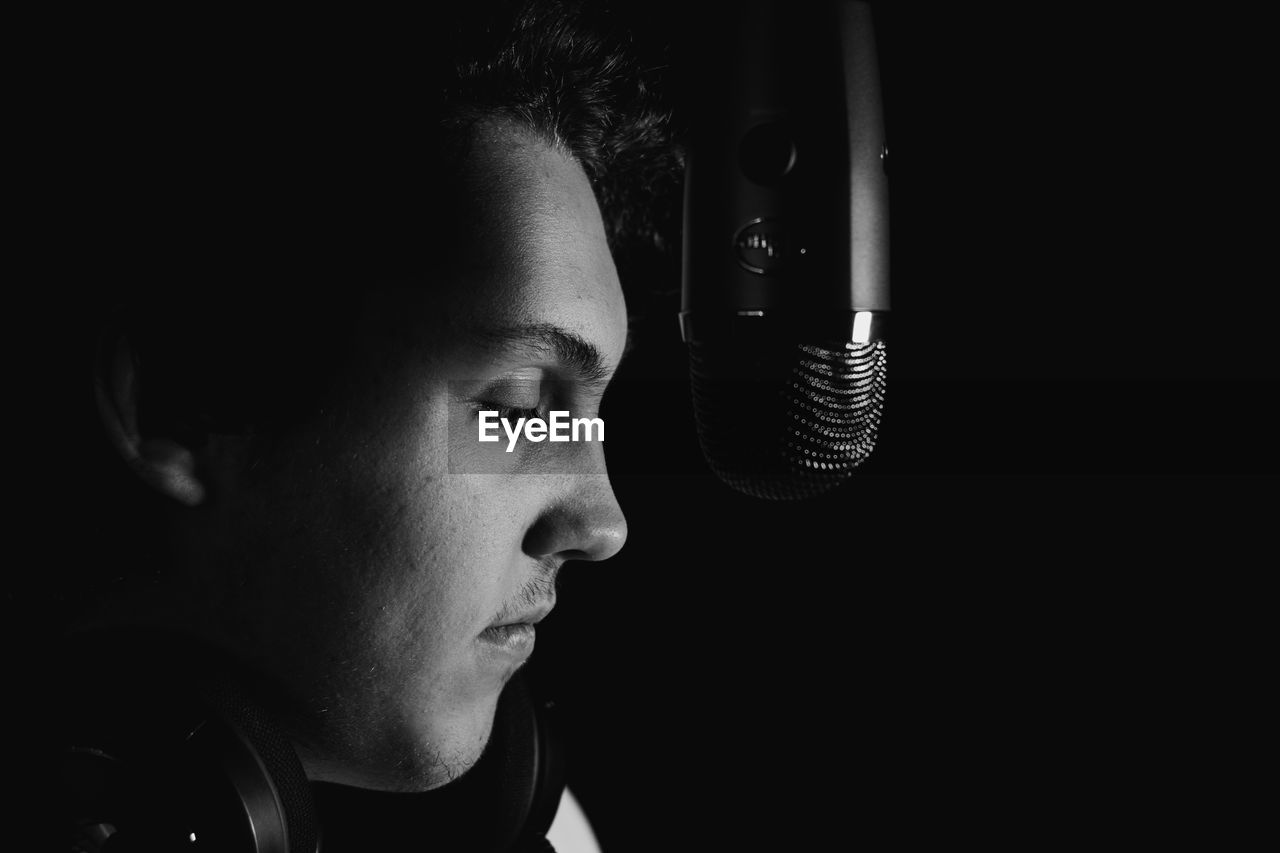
[{"left": 50, "top": 628, "right": 566, "bottom": 852}]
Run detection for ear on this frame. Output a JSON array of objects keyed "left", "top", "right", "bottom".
[{"left": 94, "top": 331, "right": 206, "bottom": 507}]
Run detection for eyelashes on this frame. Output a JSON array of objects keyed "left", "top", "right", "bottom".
[
  {"left": 474, "top": 375, "right": 563, "bottom": 424},
  {"left": 466, "top": 375, "right": 596, "bottom": 430},
  {"left": 471, "top": 391, "right": 549, "bottom": 425},
  {"left": 486, "top": 404, "right": 545, "bottom": 423}
]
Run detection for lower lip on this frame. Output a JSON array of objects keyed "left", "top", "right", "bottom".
[{"left": 479, "top": 623, "right": 536, "bottom": 659}]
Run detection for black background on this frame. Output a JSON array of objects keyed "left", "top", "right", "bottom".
[
  {"left": 539, "top": 3, "right": 1276, "bottom": 850},
  {"left": 12, "top": 2, "right": 1275, "bottom": 849}
]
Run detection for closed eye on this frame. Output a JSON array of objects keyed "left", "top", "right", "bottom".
[{"left": 486, "top": 404, "right": 544, "bottom": 423}]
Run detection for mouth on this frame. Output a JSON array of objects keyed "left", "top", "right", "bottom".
[
  {"left": 477, "top": 599, "right": 555, "bottom": 659},
  {"left": 478, "top": 623, "right": 537, "bottom": 657}
]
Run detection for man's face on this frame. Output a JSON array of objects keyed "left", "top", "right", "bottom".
[{"left": 194, "top": 120, "right": 629, "bottom": 791}]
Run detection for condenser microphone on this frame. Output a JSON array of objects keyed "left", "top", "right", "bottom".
[{"left": 681, "top": 0, "right": 889, "bottom": 500}]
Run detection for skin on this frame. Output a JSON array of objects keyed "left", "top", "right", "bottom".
[{"left": 96, "top": 119, "right": 629, "bottom": 791}]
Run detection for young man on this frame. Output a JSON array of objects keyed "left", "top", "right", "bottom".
[{"left": 34, "top": 2, "right": 681, "bottom": 849}]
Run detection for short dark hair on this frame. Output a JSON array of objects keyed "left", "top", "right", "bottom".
[{"left": 444, "top": 0, "right": 683, "bottom": 252}]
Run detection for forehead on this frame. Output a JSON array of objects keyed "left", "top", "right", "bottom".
[{"left": 413, "top": 120, "right": 627, "bottom": 364}]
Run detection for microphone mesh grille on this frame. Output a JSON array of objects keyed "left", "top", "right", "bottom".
[{"left": 689, "top": 340, "right": 887, "bottom": 500}]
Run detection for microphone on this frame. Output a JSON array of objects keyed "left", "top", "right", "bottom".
[{"left": 680, "top": 0, "right": 889, "bottom": 500}]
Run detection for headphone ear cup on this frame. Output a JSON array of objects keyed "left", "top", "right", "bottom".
[
  {"left": 55, "top": 629, "right": 318, "bottom": 853},
  {"left": 194, "top": 669, "right": 319, "bottom": 853},
  {"left": 504, "top": 670, "right": 568, "bottom": 848}
]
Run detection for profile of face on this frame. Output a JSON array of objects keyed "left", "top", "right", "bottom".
[{"left": 104, "top": 119, "right": 630, "bottom": 791}]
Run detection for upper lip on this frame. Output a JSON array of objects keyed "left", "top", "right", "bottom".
[{"left": 490, "top": 598, "right": 556, "bottom": 629}]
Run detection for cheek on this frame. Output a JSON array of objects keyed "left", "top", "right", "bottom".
[
  {"left": 294, "top": 390, "right": 454, "bottom": 640},
  {"left": 347, "top": 441, "right": 521, "bottom": 658},
  {"left": 290, "top": 365, "right": 532, "bottom": 662},
  {"left": 430, "top": 481, "right": 524, "bottom": 620}
]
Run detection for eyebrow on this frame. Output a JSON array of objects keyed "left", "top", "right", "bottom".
[{"left": 466, "top": 322, "right": 627, "bottom": 389}]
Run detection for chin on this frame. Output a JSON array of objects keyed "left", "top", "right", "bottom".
[
  {"left": 402, "top": 695, "right": 502, "bottom": 791},
  {"left": 303, "top": 687, "right": 502, "bottom": 792}
]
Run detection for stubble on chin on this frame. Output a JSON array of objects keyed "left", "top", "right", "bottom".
[{"left": 286, "top": 686, "right": 500, "bottom": 792}]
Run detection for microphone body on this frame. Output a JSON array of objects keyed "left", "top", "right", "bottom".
[{"left": 681, "top": 0, "right": 889, "bottom": 499}]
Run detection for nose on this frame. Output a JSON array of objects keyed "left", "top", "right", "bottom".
[{"left": 522, "top": 470, "right": 628, "bottom": 563}]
